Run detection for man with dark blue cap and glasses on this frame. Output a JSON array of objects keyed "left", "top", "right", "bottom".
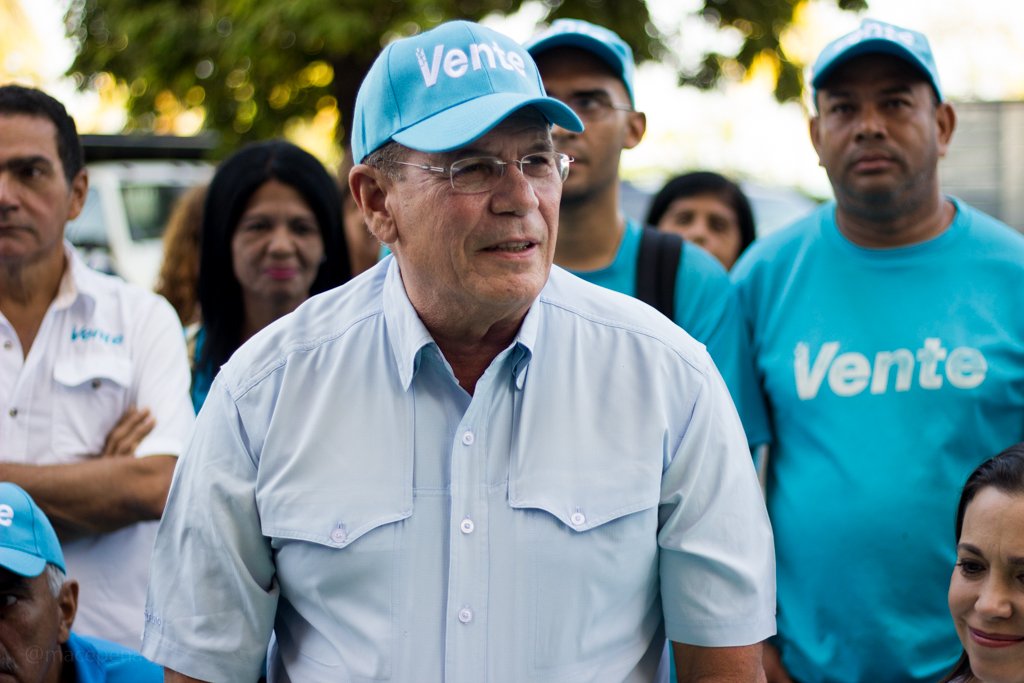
[
  {"left": 143, "top": 19, "right": 775, "bottom": 683},
  {"left": 0, "top": 482, "right": 161, "bottom": 682},
  {"left": 731, "top": 18, "right": 1024, "bottom": 683}
]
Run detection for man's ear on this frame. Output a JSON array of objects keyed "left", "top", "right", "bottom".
[
  {"left": 935, "top": 101, "right": 957, "bottom": 158},
  {"left": 349, "top": 165, "right": 398, "bottom": 245},
  {"left": 66, "top": 168, "right": 88, "bottom": 222},
  {"left": 623, "top": 110, "right": 646, "bottom": 150},
  {"left": 809, "top": 115, "right": 824, "bottom": 167},
  {"left": 56, "top": 579, "right": 78, "bottom": 643}
]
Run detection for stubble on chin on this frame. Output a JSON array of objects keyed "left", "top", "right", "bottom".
[{"left": 837, "top": 177, "right": 933, "bottom": 226}]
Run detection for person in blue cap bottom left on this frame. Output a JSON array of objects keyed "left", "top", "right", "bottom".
[{"left": 0, "top": 482, "right": 161, "bottom": 683}]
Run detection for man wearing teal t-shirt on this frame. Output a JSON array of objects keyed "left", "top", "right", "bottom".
[
  {"left": 732, "top": 19, "right": 1024, "bottom": 683},
  {"left": 526, "top": 20, "right": 769, "bottom": 448}
]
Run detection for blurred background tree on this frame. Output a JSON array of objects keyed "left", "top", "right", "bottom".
[
  {"left": 65, "top": 0, "right": 864, "bottom": 156},
  {"left": 1, "top": 0, "right": 49, "bottom": 83}
]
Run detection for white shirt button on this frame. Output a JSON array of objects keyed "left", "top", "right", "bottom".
[
  {"left": 458, "top": 607, "right": 473, "bottom": 624},
  {"left": 461, "top": 431, "right": 475, "bottom": 446},
  {"left": 7, "top": 408, "right": 17, "bottom": 418},
  {"left": 2, "top": 340, "right": 11, "bottom": 350},
  {"left": 570, "top": 511, "right": 586, "bottom": 526},
  {"left": 460, "top": 518, "right": 475, "bottom": 534},
  {"left": 330, "top": 526, "right": 348, "bottom": 543}
]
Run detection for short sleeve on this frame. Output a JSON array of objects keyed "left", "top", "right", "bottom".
[
  {"left": 141, "top": 378, "right": 277, "bottom": 681},
  {"left": 658, "top": 364, "right": 776, "bottom": 646}
]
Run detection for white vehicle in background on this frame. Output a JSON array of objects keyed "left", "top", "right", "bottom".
[{"left": 64, "top": 135, "right": 215, "bottom": 289}]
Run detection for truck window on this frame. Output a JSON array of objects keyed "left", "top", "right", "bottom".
[{"left": 122, "top": 184, "right": 192, "bottom": 242}]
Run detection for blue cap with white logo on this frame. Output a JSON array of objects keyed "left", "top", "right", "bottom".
[
  {"left": 0, "top": 482, "right": 65, "bottom": 577},
  {"left": 811, "top": 19, "right": 943, "bottom": 102},
  {"left": 525, "top": 18, "right": 637, "bottom": 105},
  {"left": 350, "top": 20, "right": 583, "bottom": 163}
]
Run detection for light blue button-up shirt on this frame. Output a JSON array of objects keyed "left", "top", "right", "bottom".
[{"left": 142, "top": 257, "right": 775, "bottom": 683}]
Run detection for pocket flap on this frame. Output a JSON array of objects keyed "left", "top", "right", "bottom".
[
  {"left": 53, "top": 356, "right": 132, "bottom": 388},
  {"left": 509, "top": 459, "right": 661, "bottom": 532},
  {"left": 261, "top": 493, "right": 412, "bottom": 549}
]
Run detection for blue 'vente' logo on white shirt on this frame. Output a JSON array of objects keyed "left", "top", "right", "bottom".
[{"left": 71, "top": 326, "right": 124, "bottom": 345}]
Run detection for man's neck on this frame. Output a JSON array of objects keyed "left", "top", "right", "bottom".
[
  {"left": 554, "top": 184, "right": 625, "bottom": 271},
  {"left": 0, "top": 249, "right": 66, "bottom": 355},
  {"left": 430, "top": 317, "right": 524, "bottom": 395},
  {"left": 835, "top": 189, "right": 955, "bottom": 248},
  {"left": 419, "top": 308, "right": 526, "bottom": 396}
]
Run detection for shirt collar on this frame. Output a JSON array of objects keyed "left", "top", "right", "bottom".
[
  {"left": 52, "top": 242, "right": 92, "bottom": 312},
  {"left": 63, "top": 632, "right": 105, "bottom": 683},
  {"left": 382, "top": 258, "right": 441, "bottom": 391},
  {"left": 382, "top": 256, "right": 542, "bottom": 391},
  {"left": 510, "top": 292, "right": 538, "bottom": 390}
]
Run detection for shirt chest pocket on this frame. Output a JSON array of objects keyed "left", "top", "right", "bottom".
[
  {"left": 52, "top": 356, "right": 132, "bottom": 459},
  {"left": 260, "top": 485, "right": 412, "bottom": 681},
  {"left": 509, "top": 453, "right": 663, "bottom": 675}
]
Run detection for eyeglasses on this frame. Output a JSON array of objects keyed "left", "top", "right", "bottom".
[
  {"left": 562, "top": 93, "right": 634, "bottom": 122},
  {"left": 393, "top": 151, "right": 573, "bottom": 195}
]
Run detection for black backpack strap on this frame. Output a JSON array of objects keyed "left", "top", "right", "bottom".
[{"left": 635, "top": 227, "right": 684, "bottom": 319}]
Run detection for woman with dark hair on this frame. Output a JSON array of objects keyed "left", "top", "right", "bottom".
[
  {"left": 645, "top": 171, "right": 756, "bottom": 270},
  {"left": 191, "top": 140, "right": 351, "bottom": 409},
  {"left": 942, "top": 442, "right": 1024, "bottom": 683}
]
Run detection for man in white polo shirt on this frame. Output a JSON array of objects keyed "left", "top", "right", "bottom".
[{"left": 0, "top": 85, "right": 194, "bottom": 648}]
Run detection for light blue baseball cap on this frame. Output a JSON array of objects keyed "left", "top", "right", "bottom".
[
  {"left": 0, "top": 482, "right": 65, "bottom": 578},
  {"left": 525, "top": 18, "right": 637, "bottom": 105},
  {"left": 811, "top": 19, "right": 943, "bottom": 102},
  {"left": 351, "top": 20, "right": 583, "bottom": 163}
]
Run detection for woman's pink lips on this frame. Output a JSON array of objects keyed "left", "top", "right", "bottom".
[
  {"left": 265, "top": 267, "right": 298, "bottom": 280},
  {"left": 970, "top": 627, "right": 1024, "bottom": 648}
]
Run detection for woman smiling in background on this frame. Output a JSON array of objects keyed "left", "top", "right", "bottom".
[
  {"left": 190, "top": 140, "right": 350, "bottom": 410},
  {"left": 943, "top": 443, "right": 1024, "bottom": 683}
]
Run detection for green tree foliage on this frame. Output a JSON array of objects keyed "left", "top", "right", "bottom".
[
  {"left": 65, "top": 0, "right": 862, "bottom": 153},
  {"left": 679, "top": 0, "right": 866, "bottom": 101}
]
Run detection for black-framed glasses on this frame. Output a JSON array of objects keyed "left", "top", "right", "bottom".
[
  {"left": 394, "top": 152, "right": 573, "bottom": 195},
  {"left": 562, "top": 93, "right": 634, "bottom": 122}
]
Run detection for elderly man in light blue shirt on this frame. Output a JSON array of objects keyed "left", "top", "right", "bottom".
[{"left": 142, "top": 19, "right": 775, "bottom": 683}]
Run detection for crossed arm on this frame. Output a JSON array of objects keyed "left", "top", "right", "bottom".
[{"left": 0, "top": 408, "right": 174, "bottom": 538}]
